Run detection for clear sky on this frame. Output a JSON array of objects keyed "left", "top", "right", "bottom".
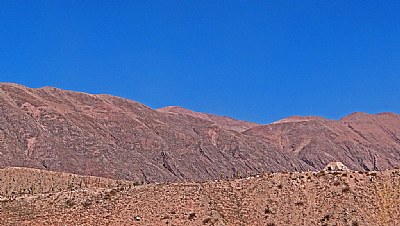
[{"left": 1, "top": 1, "right": 399, "bottom": 123}]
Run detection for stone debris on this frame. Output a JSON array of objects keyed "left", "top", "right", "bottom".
[{"left": 323, "top": 162, "right": 349, "bottom": 172}]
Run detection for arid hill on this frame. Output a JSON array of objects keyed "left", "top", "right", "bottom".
[
  {"left": 0, "top": 167, "right": 136, "bottom": 198},
  {"left": 0, "top": 83, "right": 399, "bottom": 183},
  {"left": 1, "top": 167, "right": 399, "bottom": 226}
]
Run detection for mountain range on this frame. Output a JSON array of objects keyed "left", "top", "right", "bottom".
[{"left": 0, "top": 83, "right": 399, "bottom": 183}]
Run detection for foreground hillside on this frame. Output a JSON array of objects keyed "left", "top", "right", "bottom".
[
  {"left": 0, "top": 83, "right": 400, "bottom": 182},
  {"left": 0, "top": 167, "right": 399, "bottom": 225},
  {"left": 0, "top": 167, "right": 136, "bottom": 198}
]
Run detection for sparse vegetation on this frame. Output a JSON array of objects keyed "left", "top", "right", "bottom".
[
  {"left": 264, "top": 207, "right": 273, "bottom": 214},
  {"left": 82, "top": 199, "right": 92, "bottom": 208},
  {"left": 1, "top": 167, "right": 399, "bottom": 225},
  {"left": 316, "top": 171, "right": 326, "bottom": 177},
  {"left": 202, "top": 217, "right": 211, "bottom": 224},
  {"left": 342, "top": 186, "right": 351, "bottom": 193},
  {"left": 295, "top": 200, "right": 305, "bottom": 206},
  {"left": 188, "top": 212, "right": 196, "bottom": 220},
  {"left": 65, "top": 199, "right": 75, "bottom": 208}
]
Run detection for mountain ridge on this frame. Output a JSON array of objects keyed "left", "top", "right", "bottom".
[{"left": 0, "top": 83, "right": 399, "bottom": 183}]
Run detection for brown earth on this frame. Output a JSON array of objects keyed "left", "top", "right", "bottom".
[
  {"left": 0, "top": 83, "right": 399, "bottom": 183},
  {"left": 0, "top": 167, "right": 136, "bottom": 198},
  {"left": 1, "top": 167, "right": 399, "bottom": 226}
]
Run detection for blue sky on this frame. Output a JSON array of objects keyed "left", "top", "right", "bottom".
[{"left": 1, "top": 1, "right": 399, "bottom": 123}]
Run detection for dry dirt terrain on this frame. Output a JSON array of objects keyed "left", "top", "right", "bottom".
[
  {"left": 0, "top": 167, "right": 399, "bottom": 226},
  {"left": 0, "top": 167, "right": 136, "bottom": 198},
  {"left": 0, "top": 83, "right": 400, "bottom": 183}
]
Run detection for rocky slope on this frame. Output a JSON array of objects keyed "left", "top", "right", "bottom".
[
  {"left": 0, "top": 83, "right": 399, "bottom": 183},
  {"left": 0, "top": 167, "right": 136, "bottom": 198},
  {"left": 1, "top": 167, "right": 399, "bottom": 225},
  {"left": 0, "top": 83, "right": 307, "bottom": 182},
  {"left": 245, "top": 113, "right": 400, "bottom": 171}
]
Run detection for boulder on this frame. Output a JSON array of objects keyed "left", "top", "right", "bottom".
[{"left": 323, "top": 162, "right": 349, "bottom": 172}]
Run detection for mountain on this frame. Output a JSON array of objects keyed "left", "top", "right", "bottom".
[
  {"left": 245, "top": 113, "right": 400, "bottom": 171},
  {"left": 0, "top": 83, "right": 308, "bottom": 182},
  {"left": 1, "top": 167, "right": 399, "bottom": 225},
  {"left": 0, "top": 83, "right": 399, "bottom": 183}
]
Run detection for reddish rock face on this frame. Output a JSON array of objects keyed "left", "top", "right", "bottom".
[
  {"left": 245, "top": 113, "right": 400, "bottom": 171},
  {"left": 0, "top": 83, "right": 399, "bottom": 183},
  {"left": 0, "top": 83, "right": 308, "bottom": 182}
]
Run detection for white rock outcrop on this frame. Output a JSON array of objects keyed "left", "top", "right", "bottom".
[{"left": 323, "top": 162, "right": 349, "bottom": 172}]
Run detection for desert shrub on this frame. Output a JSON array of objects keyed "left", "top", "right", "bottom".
[
  {"left": 342, "top": 186, "right": 351, "bottom": 193},
  {"left": 82, "top": 200, "right": 92, "bottom": 208},
  {"left": 323, "top": 214, "right": 330, "bottom": 221},
  {"left": 264, "top": 207, "right": 272, "bottom": 214},
  {"left": 317, "top": 171, "right": 326, "bottom": 177},
  {"left": 202, "top": 218, "right": 211, "bottom": 224},
  {"left": 320, "top": 213, "right": 330, "bottom": 224},
  {"left": 295, "top": 200, "right": 305, "bottom": 206},
  {"left": 65, "top": 199, "right": 75, "bottom": 208},
  {"left": 108, "top": 188, "right": 118, "bottom": 196},
  {"left": 188, "top": 212, "right": 196, "bottom": 220}
]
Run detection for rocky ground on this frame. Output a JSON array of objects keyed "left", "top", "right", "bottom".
[{"left": 1, "top": 167, "right": 399, "bottom": 225}]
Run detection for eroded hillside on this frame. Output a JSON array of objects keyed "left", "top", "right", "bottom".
[
  {"left": 0, "top": 167, "right": 399, "bottom": 226},
  {"left": 0, "top": 83, "right": 400, "bottom": 183}
]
